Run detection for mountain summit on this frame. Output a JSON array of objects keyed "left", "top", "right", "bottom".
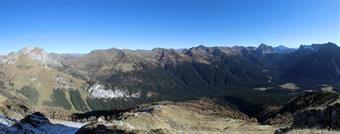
[
  {"left": 256, "top": 43, "right": 274, "bottom": 54},
  {"left": 274, "top": 45, "right": 296, "bottom": 54}
]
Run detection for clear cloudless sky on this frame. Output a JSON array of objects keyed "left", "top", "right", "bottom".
[{"left": 0, "top": 0, "right": 339, "bottom": 53}]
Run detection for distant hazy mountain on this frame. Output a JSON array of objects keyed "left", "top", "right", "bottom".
[
  {"left": 274, "top": 45, "right": 296, "bottom": 54},
  {"left": 0, "top": 42, "right": 339, "bottom": 112}
]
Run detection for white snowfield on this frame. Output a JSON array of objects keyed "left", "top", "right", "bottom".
[
  {"left": 88, "top": 83, "right": 140, "bottom": 99},
  {"left": 0, "top": 115, "right": 16, "bottom": 127},
  {"left": 49, "top": 119, "right": 86, "bottom": 128},
  {"left": 0, "top": 114, "right": 86, "bottom": 134}
]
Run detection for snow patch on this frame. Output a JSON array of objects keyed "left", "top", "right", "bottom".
[
  {"left": 254, "top": 87, "right": 274, "bottom": 91},
  {"left": 87, "top": 84, "right": 140, "bottom": 99},
  {"left": 0, "top": 115, "right": 16, "bottom": 127},
  {"left": 131, "top": 92, "right": 141, "bottom": 98},
  {"left": 321, "top": 84, "right": 335, "bottom": 92},
  {"left": 279, "top": 83, "right": 299, "bottom": 91},
  {"left": 29, "top": 78, "right": 38, "bottom": 82},
  {"left": 49, "top": 119, "right": 86, "bottom": 129},
  {"left": 54, "top": 75, "right": 75, "bottom": 90},
  {"left": 267, "top": 75, "right": 273, "bottom": 83}
]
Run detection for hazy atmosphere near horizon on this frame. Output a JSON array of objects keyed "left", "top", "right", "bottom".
[{"left": 0, "top": 0, "right": 339, "bottom": 53}]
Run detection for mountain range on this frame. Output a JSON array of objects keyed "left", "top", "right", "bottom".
[
  {"left": 0, "top": 42, "right": 339, "bottom": 112},
  {"left": 1, "top": 42, "right": 340, "bottom": 133}
]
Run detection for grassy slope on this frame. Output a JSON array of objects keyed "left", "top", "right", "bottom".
[{"left": 0, "top": 55, "right": 88, "bottom": 112}]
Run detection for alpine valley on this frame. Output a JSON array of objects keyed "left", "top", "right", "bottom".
[{"left": 0, "top": 42, "right": 340, "bottom": 134}]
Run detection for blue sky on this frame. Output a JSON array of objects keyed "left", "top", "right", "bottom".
[{"left": 0, "top": 0, "right": 339, "bottom": 53}]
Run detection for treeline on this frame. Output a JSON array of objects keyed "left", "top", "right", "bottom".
[
  {"left": 43, "top": 89, "right": 72, "bottom": 110},
  {"left": 69, "top": 90, "right": 88, "bottom": 111},
  {"left": 86, "top": 96, "right": 158, "bottom": 110}
]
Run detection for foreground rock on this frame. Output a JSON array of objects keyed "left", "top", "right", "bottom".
[
  {"left": 0, "top": 112, "right": 83, "bottom": 134},
  {"left": 0, "top": 91, "right": 85, "bottom": 134}
]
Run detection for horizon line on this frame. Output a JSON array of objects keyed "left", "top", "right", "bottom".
[{"left": 0, "top": 41, "right": 338, "bottom": 54}]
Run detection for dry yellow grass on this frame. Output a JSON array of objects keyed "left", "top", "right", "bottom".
[
  {"left": 110, "top": 105, "right": 276, "bottom": 134},
  {"left": 87, "top": 104, "right": 340, "bottom": 134}
]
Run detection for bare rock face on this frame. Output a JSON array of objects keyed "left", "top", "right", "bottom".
[
  {"left": 291, "top": 104, "right": 340, "bottom": 130},
  {"left": 15, "top": 47, "right": 62, "bottom": 67}
]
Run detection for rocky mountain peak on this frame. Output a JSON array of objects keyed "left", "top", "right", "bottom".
[
  {"left": 191, "top": 44, "right": 209, "bottom": 50},
  {"left": 298, "top": 45, "right": 316, "bottom": 51},
  {"left": 274, "top": 45, "right": 288, "bottom": 50},
  {"left": 311, "top": 42, "right": 338, "bottom": 50},
  {"left": 14, "top": 46, "right": 62, "bottom": 67},
  {"left": 274, "top": 45, "right": 295, "bottom": 54},
  {"left": 298, "top": 42, "right": 339, "bottom": 52},
  {"left": 256, "top": 43, "right": 274, "bottom": 54},
  {"left": 18, "top": 46, "right": 45, "bottom": 55}
]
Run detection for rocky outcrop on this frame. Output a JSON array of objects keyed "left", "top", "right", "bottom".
[
  {"left": 0, "top": 112, "right": 80, "bottom": 134},
  {"left": 0, "top": 91, "right": 31, "bottom": 120},
  {"left": 262, "top": 91, "right": 339, "bottom": 126},
  {"left": 291, "top": 104, "right": 340, "bottom": 129}
]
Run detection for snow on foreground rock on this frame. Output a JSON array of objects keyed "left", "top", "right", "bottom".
[{"left": 0, "top": 113, "right": 86, "bottom": 134}]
